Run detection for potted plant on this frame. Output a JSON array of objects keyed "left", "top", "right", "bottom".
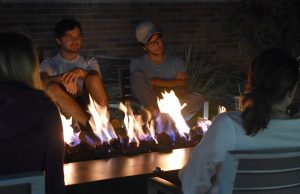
[{"left": 183, "top": 45, "right": 245, "bottom": 118}]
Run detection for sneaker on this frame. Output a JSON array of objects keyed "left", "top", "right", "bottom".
[
  {"left": 140, "top": 105, "right": 158, "bottom": 123},
  {"left": 78, "top": 119, "right": 100, "bottom": 144}
]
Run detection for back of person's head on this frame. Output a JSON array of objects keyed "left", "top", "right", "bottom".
[
  {"left": 0, "top": 32, "right": 42, "bottom": 89},
  {"left": 55, "top": 18, "right": 82, "bottom": 39},
  {"left": 242, "top": 48, "right": 299, "bottom": 135}
]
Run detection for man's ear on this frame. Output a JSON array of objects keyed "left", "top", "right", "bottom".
[{"left": 56, "top": 38, "right": 62, "bottom": 46}]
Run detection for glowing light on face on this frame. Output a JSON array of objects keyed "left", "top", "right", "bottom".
[
  {"left": 146, "top": 36, "right": 162, "bottom": 49},
  {"left": 145, "top": 34, "right": 164, "bottom": 55},
  {"left": 58, "top": 27, "right": 82, "bottom": 54}
]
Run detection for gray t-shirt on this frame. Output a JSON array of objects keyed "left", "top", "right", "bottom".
[
  {"left": 130, "top": 54, "right": 186, "bottom": 79},
  {"left": 40, "top": 54, "right": 101, "bottom": 76}
]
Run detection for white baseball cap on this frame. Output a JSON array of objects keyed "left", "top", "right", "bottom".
[{"left": 135, "top": 21, "right": 161, "bottom": 44}]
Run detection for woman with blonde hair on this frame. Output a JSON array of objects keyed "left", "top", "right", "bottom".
[{"left": 0, "top": 32, "right": 65, "bottom": 194}]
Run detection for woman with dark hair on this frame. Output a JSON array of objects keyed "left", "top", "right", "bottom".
[
  {"left": 179, "top": 48, "right": 300, "bottom": 194},
  {"left": 0, "top": 32, "right": 65, "bottom": 194}
]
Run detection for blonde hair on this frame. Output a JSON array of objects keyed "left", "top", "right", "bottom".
[{"left": 0, "top": 32, "right": 43, "bottom": 89}]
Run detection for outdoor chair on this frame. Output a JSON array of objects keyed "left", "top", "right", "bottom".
[
  {"left": 118, "top": 68, "right": 136, "bottom": 102},
  {"left": 147, "top": 147, "right": 300, "bottom": 194},
  {"left": 96, "top": 55, "right": 140, "bottom": 107},
  {"left": 0, "top": 171, "right": 45, "bottom": 194},
  {"left": 219, "top": 147, "right": 300, "bottom": 194}
]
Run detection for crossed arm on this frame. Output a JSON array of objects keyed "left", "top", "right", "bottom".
[
  {"left": 150, "top": 72, "right": 188, "bottom": 98},
  {"left": 40, "top": 68, "right": 108, "bottom": 107},
  {"left": 151, "top": 72, "right": 188, "bottom": 88},
  {"left": 40, "top": 68, "right": 88, "bottom": 95}
]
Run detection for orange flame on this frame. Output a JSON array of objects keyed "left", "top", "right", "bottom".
[
  {"left": 157, "top": 90, "right": 190, "bottom": 136},
  {"left": 61, "top": 91, "right": 195, "bottom": 145},
  {"left": 60, "top": 114, "right": 80, "bottom": 146},
  {"left": 119, "top": 102, "right": 149, "bottom": 146},
  {"left": 197, "top": 117, "right": 212, "bottom": 133},
  {"left": 87, "top": 95, "right": 117, "bottom": 142}
]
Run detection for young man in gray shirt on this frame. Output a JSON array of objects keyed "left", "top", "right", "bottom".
[{"left": 130, "top": 21, "right": 204, "bottom": 122}]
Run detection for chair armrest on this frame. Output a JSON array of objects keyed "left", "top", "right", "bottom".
[{"left": 147, "top": 177, "right": 182, "bottom": 194}]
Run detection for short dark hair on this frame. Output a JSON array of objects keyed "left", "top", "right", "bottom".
[{"left": 55, "top": 19, "right": 82, "bottom": 39}]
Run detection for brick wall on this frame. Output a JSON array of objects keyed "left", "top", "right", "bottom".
[
  {"left": 0, "top": 2, "right": 250, "bottom": 70},
  {"left": 0, "top": 2, "right": 250, "bottom": 103}
]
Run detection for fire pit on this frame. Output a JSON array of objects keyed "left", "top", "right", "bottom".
[
  {"left": 62, "top": 91, "right": 210, "bottom": 163},
  {"left": 64, "top": 120, "right": 204, "bottom": 163}
]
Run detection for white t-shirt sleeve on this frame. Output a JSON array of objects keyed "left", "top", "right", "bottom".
[
  {"left": 87, "top": 57, "right": 101, "bottom": 75},
  {"left": 179, "top": 112, "right": 237, "bottom": 194},
  {"left": 40, "top": 58, "right": 55, "bottom": 76}
]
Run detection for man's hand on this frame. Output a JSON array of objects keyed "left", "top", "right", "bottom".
[
  {"left": 62, "top": 68, "right": 85, "bottom": 83},
  {"left": 176, "top": 72, "right": 188, "bottom": 80},
  {"left": 151, "top": 72, "right": 188, "bottom": 88},
  {"left": 62, "top": 80, "right": 78, "bottom": 95},
  {"left": 61, "top": 68, "right": 88, "bottom": 95}
]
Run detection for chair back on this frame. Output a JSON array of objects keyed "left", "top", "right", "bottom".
[
  {"left": 0, "top": 171, "right": 45, "bottom": 194},
  {"left": 219, "top": 147, "right": 300, "bottom": 194},
  {"left": 118, "top": 68, "right": 135, "bottom": 100},
  {"left": 96, "top": 55, "right": 131, "bottom": 101}
]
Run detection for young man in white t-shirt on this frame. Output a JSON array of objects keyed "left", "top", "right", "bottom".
[{"left": 40, "top": 19, "right": 108, "bottom": 142}]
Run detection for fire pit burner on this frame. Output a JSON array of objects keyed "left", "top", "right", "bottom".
[{"left": 65, "top": 125, "right": 203, "bottom": 163}]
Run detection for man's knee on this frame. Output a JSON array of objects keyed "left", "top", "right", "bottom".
[
  {"left": 131, "top": 70, "right": 147, "bottom": 82},
  {"left": 188, "top": 92, "right": 205, "bottom": 106},
  {"left": 85, "top": 72, "right": 99, "bottom": 83},
  {"left": 45, "top": 82, "right": 71, "bottom": 104},
  {"left": 130, "top": 71, "right": 155, "bottom": 104},
  {"left": 131, "top": 70, "right": 152, "bottom": 90},
  {"left": 84, "top": 73, "right": 102, "bottom": 92},
  {"left": 181, "top": 92, "right": 205, "bottom": 112}
]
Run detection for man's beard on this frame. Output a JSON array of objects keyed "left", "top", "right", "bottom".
[
  {"left": 64, "top": 44, "right": 80, "bottom": 53},
  {"left": 148, "top": 46, "right": 164, "bottom": 56},
  {"left": 150, "top": 49, "right": 164, "bottom": 56}
]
